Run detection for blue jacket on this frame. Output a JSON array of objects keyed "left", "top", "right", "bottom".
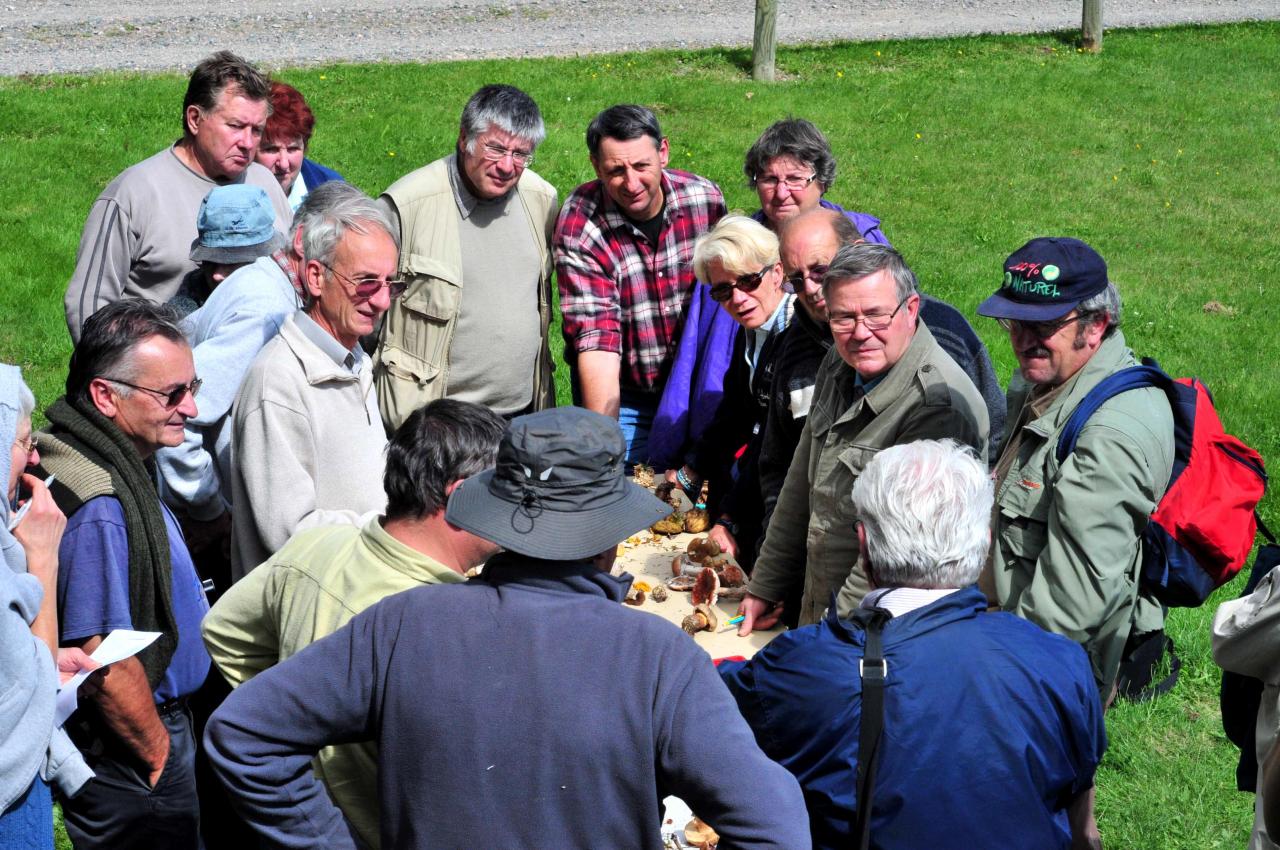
[
  {"left": 720, "top": 587, "right": 1105, "bottom": 850},
  {"left": 300, "top": 158, "right": 343, "bottom": 191},
  {"left": 205, "top": 555, "right": 810, "bottom": 849}
]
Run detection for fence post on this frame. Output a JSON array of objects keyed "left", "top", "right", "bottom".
[
  {"left": 1082, "top": 0, "right": 1103, "bottom": 52},
  {"left": 753, "top": 0, "right": 777, "bottom": 81}
]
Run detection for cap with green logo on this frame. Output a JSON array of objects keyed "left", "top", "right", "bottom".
[{"left": 977, "top": 237, "right": 1109, "bottom": 321}]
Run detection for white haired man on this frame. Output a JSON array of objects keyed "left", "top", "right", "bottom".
[
  {"left": 374, "top": 84, "right": 559, "bottom": 428},
  {"left": 721, "top": 439, "right": 1106, "bottom": 849}
]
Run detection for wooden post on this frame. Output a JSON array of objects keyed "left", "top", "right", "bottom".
[
  {"left": 752, "top": 0, "right": 777, "bottom": 81},
  {"left": 1082, "top": 0, "right": 1103, "bottom": 52}
]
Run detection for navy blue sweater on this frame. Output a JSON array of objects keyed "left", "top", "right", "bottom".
[{"left": 205, "top": 555, "right": 810, "bottom": 849}]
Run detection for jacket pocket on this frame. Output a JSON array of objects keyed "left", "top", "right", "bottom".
[
  {"left": 386, "top": 255, "right": 462, "bottom": 368},
  {"left": 374, "top": 345, "right": 442, "bottom": 429},
  {"left": 831, "top": 445, "right": 879, "bottom": 521},
  {"left": 997, "top": 475, "right": 1051, "bottom": 566}
]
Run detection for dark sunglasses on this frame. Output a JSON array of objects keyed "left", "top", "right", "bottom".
[
  {"left": 782, "top": 264, "right": 829, "bottom": 294},
  {"left": 102, "top": 377, "right": 202, "bottom": 407},
  {"left": 709, "top": 267, "right": 770, "bottom": 303}
]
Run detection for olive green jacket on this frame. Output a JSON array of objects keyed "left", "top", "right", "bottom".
[
  {"left": 373, "top": 157, "right": 559, "bottom": 430},
  {"left": 750, "top": 322, "right": 989, "bottom": 626},
  {"left": 987, "top": 330, "right": 1172, "bottom": 696}
]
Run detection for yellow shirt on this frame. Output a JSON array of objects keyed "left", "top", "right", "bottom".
[{"left": 202, "top": 517, "right": 464, "bottom": 849}]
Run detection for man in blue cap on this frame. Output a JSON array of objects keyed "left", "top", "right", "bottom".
[
  {"left": 976, "top": 236, "right": 1174, "bottom": 706},
  {"left": 202, "top": 406, "right": 809, "bottom": 849}
]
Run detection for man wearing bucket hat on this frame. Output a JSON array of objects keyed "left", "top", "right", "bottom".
[
  {"left": 204, "top": 407, "right": 810, "bottom": 849},
  {"left": 171, "top": 184, "right": 289, "bottom": 316},
  {"left": 976, "top": 236, "right": 1173, "bottom": 704}
]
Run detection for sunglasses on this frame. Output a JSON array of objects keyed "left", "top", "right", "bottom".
[
  {"left": 319, "top": 262, "right": 408, "bottom": 300},
  {"left": 102, "top": 377, "right": 203, "bottom": 407},
  {"left": 782, "top": 264, "right": 829, "bottom": 294},
  {"left": 709, "top": 267, "right": 770, "bottom": 303}
]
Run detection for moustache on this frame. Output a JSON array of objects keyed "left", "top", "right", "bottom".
[{"left": 1021, "top": 346, "right": 1051, "bottom": 359}]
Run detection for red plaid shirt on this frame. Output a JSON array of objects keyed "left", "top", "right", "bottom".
[{"left": 555, "top": 169, "right": 725, "bottom": 393}]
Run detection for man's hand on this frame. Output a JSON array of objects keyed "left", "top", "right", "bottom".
[
  {"left": 12, "top": 473, "right": 67, "bottom": 577},
  {"left": 56, "top": 647, "right": 103, "bottom": 690},
  {"left": 77, "top": 639, "right": 171, "bottom": 789},
  {"left": 737, "top": 593, "right": 784, "bottom": 637},
  {"left": 708, "top": 522, "right": 739, "bottom": 560}
]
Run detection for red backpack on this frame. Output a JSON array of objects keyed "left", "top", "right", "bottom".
[{"left": 1056, "top": 359, "right": 1267, "bottom": 606}]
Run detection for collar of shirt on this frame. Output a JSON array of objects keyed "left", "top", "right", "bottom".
[
  {"left": 745, "top": 292, "right": 796, "bottom": 378},
  {"left": 295, "top": 309, "right": 360, "bottom": 373},
  {"left": 447, "top": 152, "right": 512, "bottom": 220},
  {"left": 861, "top": 586, "right": 961, "bottom": 617},
  {"left": 271, "top": 249, "right": 302, "bottom": 299}
]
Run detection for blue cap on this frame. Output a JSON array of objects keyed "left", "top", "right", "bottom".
[
  {"left": 189, "top": 184, "right": 285, "bottom": 264},
  {"left": 977, "top": 237, "right": 1109, "bottom": 322}
]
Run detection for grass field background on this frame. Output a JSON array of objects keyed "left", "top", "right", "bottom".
[{"left": 2, "top": 21, "right": 1276, "bottom": 849}]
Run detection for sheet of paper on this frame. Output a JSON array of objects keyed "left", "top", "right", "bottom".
[{"left": 54, "top": 629, "right": 162, "bottom": 726}]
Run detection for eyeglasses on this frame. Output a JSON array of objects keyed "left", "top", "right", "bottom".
[
  {"left": 709, "top": 267, "right": 770, "bottom": 303},
  {"left": 480, "top": 142, "right": 535, "bottom": 167},
  {"left": 755, "top": 172, "right": 818, "bottom": 192},
  {"left": 13, "top": 434, "right": 37, "bottom": 455},
  {"left": 996, "top": 314, "right": 1082, "bottom": 340},
  {"left": 320, "top": 262, "right": 408, "bottom": 300},
  {"left": 103, "top": 377, "right": 202, "bottom": 407},
  {"left": 828, "top": 295, "right": 911, "bottom": 332},
  {"left": 782, "top": 264, "right": 829, "bottom": 294}
]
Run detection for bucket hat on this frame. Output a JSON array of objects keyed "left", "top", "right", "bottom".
[
  {"left": 446, "top": 407, "right": 672, "bottom": 561},
  {"left": 189, "top": 184, "right": 286, "bottom": 264}
]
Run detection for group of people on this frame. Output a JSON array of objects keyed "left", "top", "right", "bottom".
[{"left": 1, "top": 46, "right": 1254, "bottom": 850}]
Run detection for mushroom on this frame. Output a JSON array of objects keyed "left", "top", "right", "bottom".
[
  {"left": 667, "top": 574, "right": 697, "bottom": 592},
  {"left": 632, "top": 463, "right": 655, "bottom": 489},
  {"left": 684, "top": 817, "right": 719, "bottom": 850},
  {"left": 651, "top": 512, "right": 685, "bottom": 536},
  {"left": 624, "top": 585, "right": 646, "bottom": 606},
  {"left": 683, "top": 507, "right": 711, "bottom": 534},
  {"left": 680, "top": 602, "right": 719, "bottom": 636},
  {"left": 720, "top": 564, "right": 746, "bottom": 588},
  {"left": 686, "top": 537, "right": 722, "bottom": 562},
  {"left": 650, "top": 584, "right": 668, "bottom": 603},
  {"left": 691, "top": 566, "right": 720, "bottom": 607}
]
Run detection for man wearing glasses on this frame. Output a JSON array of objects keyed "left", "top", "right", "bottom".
[
  {"left": 374, "top": 85, "right": 560, "bottom": 430},
  {"left": 36, "top": 300, "right": 210, "bottom": 848},
  {"left": 228, "top": 188, "right": 400, "bottom": 579},
  {"left": 737, "top": 242, "right": 988, "bottom": 634},
  {"left": 977, "top": 237, "right": 1174, "bottom": 705}
]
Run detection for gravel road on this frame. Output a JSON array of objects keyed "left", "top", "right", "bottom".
[{"left": 2, "top": 0, "right": 1276, "bottom": 76}]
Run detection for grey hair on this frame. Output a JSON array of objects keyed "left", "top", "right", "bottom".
[
  {"left": 822, "top": 242, "right": 918, "bottom": 302},
  {"left": 460, "top": 84, "right": 546, "bottom": 150},
  {"left": 16, "top": 377, "right": 35, "bottom": 421},
  {"left": 296, "top": 181, "right": 400, "bottom": 271},
  {"left": 1077, "top": 281, "right": 1122, "bottom": 338},
  {"left": 743, "top": 118, "right": 837, "bottom": 190},
  {"left": 852, "top": 439, "right": 993, "bottom": 589}
]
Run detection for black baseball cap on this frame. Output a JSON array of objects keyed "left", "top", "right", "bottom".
[{"left": 977, "top": 237, "right": 1109, "bottom": 322}]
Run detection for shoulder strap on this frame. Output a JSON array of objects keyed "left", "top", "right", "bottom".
[
  {"left": 854, "top": 606, "right": 893, "bottom": 850},
  {"left": 1055, "top": 359, "right": 1174, "bottom": 463}
]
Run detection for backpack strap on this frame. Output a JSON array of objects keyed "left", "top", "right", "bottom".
[
  {"left": 854, "top": 606, "right": 893, "bottom": 850},
  {"left": 1055, "top": 359, "right": 1174, "bottom": 463}
]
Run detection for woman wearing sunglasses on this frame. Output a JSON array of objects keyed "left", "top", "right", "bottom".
[{"left": 653, "top": 216, "right": 794, "bottom": 570}]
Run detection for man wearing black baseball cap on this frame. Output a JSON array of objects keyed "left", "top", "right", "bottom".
[
  {"left": 204, "top": 407, "right": 809, "bottom": 849},
  {"left": 978, "top": 237, "right": 1174, "bottom": 708}
]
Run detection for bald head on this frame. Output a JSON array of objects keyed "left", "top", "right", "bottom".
[{"left": 778, "top": 209, "right": 862, "bottom": 323}]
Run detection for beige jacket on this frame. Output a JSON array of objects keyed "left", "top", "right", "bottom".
[
  {"left": 752, "top": 322, "right": 989, "bottom": 626},
  {"left": 374, "top": 157, "right": 559, "bottom": 430}
]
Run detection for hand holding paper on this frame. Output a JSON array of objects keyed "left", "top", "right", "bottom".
[{"left": 55, "top": 629, "right": 161, "bottom": 726}]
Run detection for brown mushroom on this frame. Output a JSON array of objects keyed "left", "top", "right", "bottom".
[
  {"left": 650, "top": 584, "right": 668, "bottom": 602},
  {"left": 651, "top": 512, "right": 685, "bottom": 536},
  {"left": 667, "top": 574, "right": 697, "bottom": 592},
  {"left": 684, "top": 817, "right": 719, "bottom": 850},
  {"left": 680, "top": 602, "right": 719, "bottom": 636},
  {"left": 631, "top": 463, "right": 655, "bottom": 489},
  {"left": 691, "top": 567, "right": 720, "bottom": 607},
  {"left": 624, "top": 586, "right": 646, "bottom": 606},
  {"left": 720, "top": 563, "right": 747, "bottom": 588}
]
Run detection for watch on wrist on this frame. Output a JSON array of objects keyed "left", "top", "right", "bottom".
[{"left": 715, "top": 517, "right": 739, "bottom": 536}]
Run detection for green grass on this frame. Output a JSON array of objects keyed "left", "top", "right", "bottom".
[{"left": 6, "top": 22, "right": 1277, "bottom": 850}]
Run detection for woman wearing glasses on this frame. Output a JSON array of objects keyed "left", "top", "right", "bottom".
[
  {"left": 652, "top": 217, "right": 794, "bottom": 569},
  {"left": 1, "top": 365, "right": 96, "bottom": 848},
  {"left": 744, "top": 118, "right": 891, "bottom": 245}
]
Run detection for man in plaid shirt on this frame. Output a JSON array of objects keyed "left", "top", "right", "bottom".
[{"left": 555, "top": 104, "right": 725, "bottom": 463}]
